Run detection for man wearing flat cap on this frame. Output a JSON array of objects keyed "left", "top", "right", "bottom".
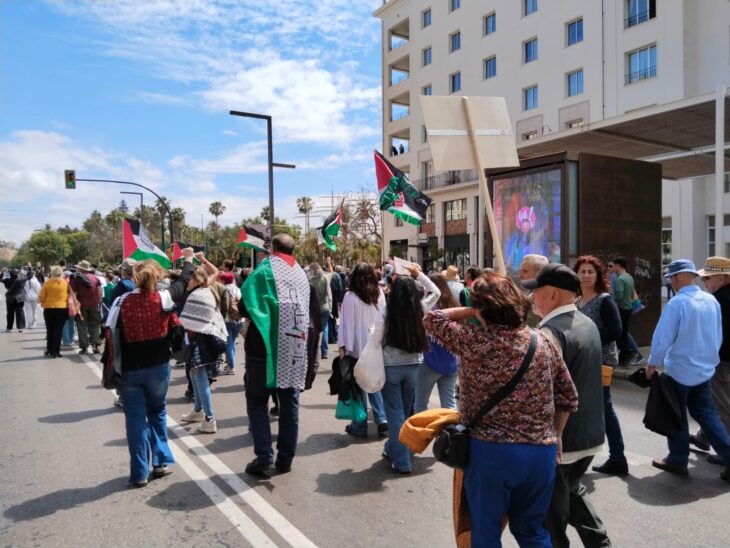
[
  {"left": 522, "top": 263, "right": 611, "bottom": 548},
  {"left": 691, "top": 257, "right": 730, "bottom": 464},
  {"left": 646, "top": 259, "right": 730, "bottom": 483}
]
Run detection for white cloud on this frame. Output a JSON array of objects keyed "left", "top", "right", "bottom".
[{"left": 131, "top": 91, "right": 188, "bottom": 106}]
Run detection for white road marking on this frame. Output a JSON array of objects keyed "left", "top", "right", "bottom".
[{"left": 79, "top": 351, "right": 317, "bottom": 548}]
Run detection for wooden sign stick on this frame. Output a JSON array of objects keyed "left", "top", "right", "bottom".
[{"left": 462, "top": 97, "right": 507, "bottom": 274}]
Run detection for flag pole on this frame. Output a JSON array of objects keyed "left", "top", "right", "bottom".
[{"left": 461, "top": 97, "right": 507, "bottom": 275}]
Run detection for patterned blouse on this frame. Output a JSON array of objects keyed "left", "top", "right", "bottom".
[{"left": 424, "top": 311, "right": 578, "bottom": 445}]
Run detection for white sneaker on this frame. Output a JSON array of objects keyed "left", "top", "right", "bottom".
[
  {"left": 180, "top": 408, "right": 205, "bottom": 423},
  {"left": 197, "top": 418, "right": 217, "bottom": 434}
]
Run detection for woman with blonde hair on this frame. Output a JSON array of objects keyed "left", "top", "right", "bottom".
[
  {"left": 39, "top": 266, "right": 69, "bottom": 358},
  {"left": 179, "top": 256, "right": 227, "bottom": 434},
  {"left": 117, "top": 260, "right": 180, "bottom": 487}
]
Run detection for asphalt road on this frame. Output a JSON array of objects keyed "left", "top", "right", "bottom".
[{"left": 1, "top": 307, "right": 729, "bottom": 547}]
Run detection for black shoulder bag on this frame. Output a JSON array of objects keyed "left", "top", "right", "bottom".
[{"left": 433, "top": 330, "right": 538, "bottom": 469}]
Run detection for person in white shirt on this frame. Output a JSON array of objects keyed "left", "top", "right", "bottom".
[
  {"left": 443, "top": 265, "right": 464, "bottom": 301},
  {"left": 23, "top": 270, "right": 42, "bottom": 328}
]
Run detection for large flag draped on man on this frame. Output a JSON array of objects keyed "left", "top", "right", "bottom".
[
  {"left": 317, "top": 200, "right": 343, "bottom": 251},
  {"left": 240, "top": 253, "right": 310, "bottom": 389},
  {"left": 374, "top": 150, "right": 432, "bottom": 225},
  {"left": 122, "top": 218, "right": 171, "bottom": 268}
]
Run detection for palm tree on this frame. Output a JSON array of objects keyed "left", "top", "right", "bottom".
[
  {"left": 171, "top": 207, "right": 186, "bottom": 240},
  {"left": 296, "top": 196, "right": 314, "bottom": 234},
  {"left": 209, "top": 201, "right": 226, "bottom": 233}
]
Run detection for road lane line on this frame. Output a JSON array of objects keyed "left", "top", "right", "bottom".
[{"left": 79, "top": 352, "right": 317, "bottom": 548}]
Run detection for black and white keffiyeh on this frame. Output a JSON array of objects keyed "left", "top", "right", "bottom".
[{"left": 180, "top": 287, "right": 228, "bottom": 343}]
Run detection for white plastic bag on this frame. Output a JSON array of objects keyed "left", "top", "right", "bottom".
[{"left": 354, "top": 319, "right": 386, "bottom": 393}]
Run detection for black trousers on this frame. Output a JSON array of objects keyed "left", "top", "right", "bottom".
[
  {"left": 545, "top": 456, "right": 612, "bottom": 548},
  {"left": 6, "top": 300, "right": 25, "bottom": 330},
  {"left": 44, "top": 308, "right": 68, "bottom": 355}
]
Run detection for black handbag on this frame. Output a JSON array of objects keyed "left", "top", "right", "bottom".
[{"left": 433, "top": 330, "right": 538, "bottom": 469}]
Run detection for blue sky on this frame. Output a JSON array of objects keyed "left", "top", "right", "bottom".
[{"left": 0, "top": 0, "right": 383, "bottom": 246}]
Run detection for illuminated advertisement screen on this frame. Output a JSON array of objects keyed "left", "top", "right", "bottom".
[{"left": 493, "top": 168, "right": 562, "bottom": 276}]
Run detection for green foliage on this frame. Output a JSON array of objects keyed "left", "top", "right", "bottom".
[{"left": 23, "top": 230, "right": 71, "bottom": 267}]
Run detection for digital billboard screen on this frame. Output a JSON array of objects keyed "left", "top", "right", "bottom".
[{"left": 493, "top": 168, "right": 562, "bottom": 276}]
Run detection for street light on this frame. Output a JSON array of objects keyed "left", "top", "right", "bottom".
[{"left": 229, "top": 110, "right": 295, "bottom": 240}]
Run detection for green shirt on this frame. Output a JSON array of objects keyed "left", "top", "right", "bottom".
[{"left": 613, "top": 272, "right": 634, "bottom": 310}]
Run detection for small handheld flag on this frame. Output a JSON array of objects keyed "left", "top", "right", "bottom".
[
  {"left": 374, "top": 150, "right": 432, "bottom": 225},
  {"left": 317, "top": 201, "right": 343, "bottom": 252},
  {"left": 236, "top": 224, "right": 267, "bottom": 252}
]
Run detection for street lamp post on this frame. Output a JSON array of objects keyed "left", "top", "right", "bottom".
[
  {"left": 120, "top": 191, "right": 143, "bottom": 219},
  {"left": 229, "top": 110, "right": 295, "bottom": 241}
]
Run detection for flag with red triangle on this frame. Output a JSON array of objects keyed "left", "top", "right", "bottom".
[
  {"left": 317, "top": 200, "right": 343, "bottom": 251},
  {"left": 374, "top": 150, "right": 432, "bottom": 225},
  {"left": 122, "top": 218, "right": 171, "bottom": 268},
  {"left": 171, "top": 241, "right": 206, "bottom": 262},
  {"left": 236, "top": 224, "right": 267, "bottom": 252}
]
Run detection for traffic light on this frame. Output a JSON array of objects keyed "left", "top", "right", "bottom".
[{"left": 64, "top": 169, "right": 76, "bottom": 189}]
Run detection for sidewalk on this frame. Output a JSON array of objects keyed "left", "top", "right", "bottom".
[{"left": 611, "top": 346, "right": 652, "bottom": 382}]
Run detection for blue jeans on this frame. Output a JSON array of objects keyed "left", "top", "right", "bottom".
[
  {"left": 320, "top": 310, "right": 330, "bottom": 357},
  {"left": 61, "top": 317, "right": 76, "bottom": 345},
  {"left": 381, "top": 364, "right": 419, "bottom": 472},
  {"left": 414, "top": 365, "right": 458, "bottom": 413},
  {"left": 666, "top": 376, "right": 730, "bottom": 467},
  {"left": 225, "top": 321, "right": 243, "bottom": 369},
  {"left": 603, "top": 386, "right": 626, "bottom": 463},
  {"left": 245, "top": 355, "right": 300, "bottom": 465},
  {"left": 465, "top": 439, "right": 556, "bottom": 547},
  {"left": 349, "top": 390, "right": 387, "bottom": 435},
  {"left": 118, "top": 363, "right": 175, "bottom": 483},
  {"left": 190, "top": 365, "right": 214, "bottom": 418}
]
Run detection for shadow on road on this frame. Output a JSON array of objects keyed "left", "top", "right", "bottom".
[
  {"left": 3, "top": 477, "right": 127, "bottom": 522},
  {"left": 38, "top": 407, "right": 117, "bottom": 423},
  {"left": 625, "top": 472, "right": 729, "bottom": 505},
  {"left": 146, "top": 481, "right": 215, "bottom": 512}
]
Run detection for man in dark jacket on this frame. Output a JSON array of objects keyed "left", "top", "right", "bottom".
[
  {"left": 523, "top": 263, "right": 611, "bottom": 548},
  {"left": 3, "top": 267, "right": 29, "bottom": 331}
]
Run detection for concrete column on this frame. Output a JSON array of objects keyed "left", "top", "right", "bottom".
[{"left": 715, "top": 86, "right": 727, "bottom": 258}]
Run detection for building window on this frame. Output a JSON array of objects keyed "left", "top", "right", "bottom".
[
  {"left": 422, "top": 8, "right": 432, "bottom": 28},
  {"left": 661, "top": 217, "right": 672, "bottom": 266},
  {"left": 524, "top": 38, "right": 538, "bottom": 63},
  {"left": 450, "top": 0, "right": 460, "bottom": 12},
  {"left": 523, "top": 131, "right": 538, "bottom": 141},
  {"left": 426, "top": 203, "right": 436, "bottom": 224},
  {"left": 523, "top": 85, "right": 538, "bottom": 110},
  {"left": 567, "top": 68, "right": 584, "bottom": 96},
  {"left": 445, "top": 198, "right": 467, "bottom": 221},
  {"left": 450, "top": 71, "right": 461, "bottom": 93},
  {"left": 724, "top": 173, "right": 730, "bottom": 193},
  {"left": 708, "top": 215, "right": 716, "bottom": 256},
  {"left": 484, "top": 56, "right": 497, "bottom": 79},
  {"left": 567, "top": 18, "right": 583, "bottom": 45},
  {"left": 484, "top": 12, "right": 496, "bottom": 35},
  {"left": 422, "top": 46, "right": 432, "bottom": 66},
  {"left": 567, "top": 119, "right": 583, "bottom": 129},
  {"left": 626, "top": 44, "right": 657, "bottom": 84},
  {"left": 524, "top": 0, "right": 537, "bottom": 16},
  {"left": 422, "top": 84, "right": 432, "bottom": 95},
  {"left": 626, "top": 0, "right": 656, "bottom": 28},
  {"left": 450, "top": 31, "right": 461, "bottom": 53}
]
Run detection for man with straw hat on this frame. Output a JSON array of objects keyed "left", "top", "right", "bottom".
[
  {"left": 442, "top": 265, "right": 464, "bottom": 301},
  {"left": 689, "top": 257, "right": 730, "bottom": 468}
]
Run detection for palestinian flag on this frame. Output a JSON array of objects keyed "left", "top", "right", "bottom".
[
  {"left": 236, "top": 224, "right": 267, "bottom": 252},
  {"left": 171, "top": 241, "right": 206, "bottom": 262},
  {"left": 317, "top": 200, "right": 343, "bottom": 251},
  {"left": 240, "top": 253, "right": 311, "bottom": 389},
  {"left": 122, "top": 218, "right": 171, "bottom": 268},
  {"left": 374, "top": 150, "right": 432, "bottom": 225}
]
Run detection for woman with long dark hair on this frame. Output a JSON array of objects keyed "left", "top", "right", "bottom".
[
  {"left": 574, "top": 255, "right": 629, "bottom": 475},
  {"left": 424, "top": 272, "right": 577, "bottom": 545},
  {"left": 414, "top": 273, "right": 459, "bottom": 412},
  {"left": 337, "top": 262, "right": 388, "bottom": 437},
  {"left": 379, "top": 264, "right": 440, "bottom": 473},
  {"left": 117, "top": 260, "right": 179, "bottom": 487}
]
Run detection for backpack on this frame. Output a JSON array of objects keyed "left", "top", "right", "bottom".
[{"left": 228, "top": 294, "right": 241, "bottom": 321}]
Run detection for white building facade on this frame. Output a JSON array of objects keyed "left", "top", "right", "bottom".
[{"left": 374, "top": 0, "right": 730, "bottom": 270}]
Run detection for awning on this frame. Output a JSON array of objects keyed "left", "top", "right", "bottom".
[{"left": 516, "top": 92, "right": 729, "bottom": 180}]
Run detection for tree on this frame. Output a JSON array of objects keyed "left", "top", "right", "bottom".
[
  {"left": 296, "top": 196, "right": 315, "bottom": 234},
  {"left": 118, "top": 200, "right": 129, "bottom": 213},
  {"left": 24, "top": 230, "right": 70, "bottom": 268},
  {"left": 209, "top": 201, "right": 226, "bottom": 233},
  {"left": 171, "top": 207, "right": 186, "bottom": 240}
]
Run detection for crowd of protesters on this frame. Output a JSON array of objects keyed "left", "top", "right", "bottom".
[{"left": 5, "top": 239, "right": 730, "bottom": 547}]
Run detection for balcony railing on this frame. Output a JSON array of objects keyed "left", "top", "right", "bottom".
[
  {"left": 390, "top": 109, "right": 410, "bottom": 121},
  {"left": 625, "top": 65, "right": 656, "bottom": 85},
  {"left": 625, "top": 10, "right": 652, "bottom": 28},
  {"left": 390, "top": 38, "right": 408, "bottom": 51},
  {"left": 390, "top": 72, "right": 409, "bottom": 86},
  {"left": 413, "top": 169, "right": 478, "bottom": 191}
]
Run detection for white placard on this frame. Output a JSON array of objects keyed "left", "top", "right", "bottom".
[{"left": 393, "top": 257, "right": 414, "bottom": 276}]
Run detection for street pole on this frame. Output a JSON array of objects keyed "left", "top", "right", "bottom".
[
  {"left": 229, "top": 110, "right": 295, "bottom": 243},
  {"left": 120, "top": 191, "right": 143, "bottom": 218}
]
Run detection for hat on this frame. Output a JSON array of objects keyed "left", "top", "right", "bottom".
[
  {"left": 521, "top": 263, "right": 580, "bottom": 293},
  {"left": 219, "top": 272, "right": 234, "bottom": 284},
  {"left": 76, "top": 260, "right": 92, "bottom": 272},
  {"left": 697, "top": 256, "right": 730, "bottom": 277},
  {"left": 443, "top": 265, "right": 460, "bottom": 281},
  {"left": 664, "top": 259, "right": 699, "bottom": 279},
  {"left": 119, "top": 258, "right": 137, "bottom": 272}
]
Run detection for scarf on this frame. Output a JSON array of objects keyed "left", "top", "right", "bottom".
[{"left": 179, "top": 287, "right": 227, "bottom": 344}]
